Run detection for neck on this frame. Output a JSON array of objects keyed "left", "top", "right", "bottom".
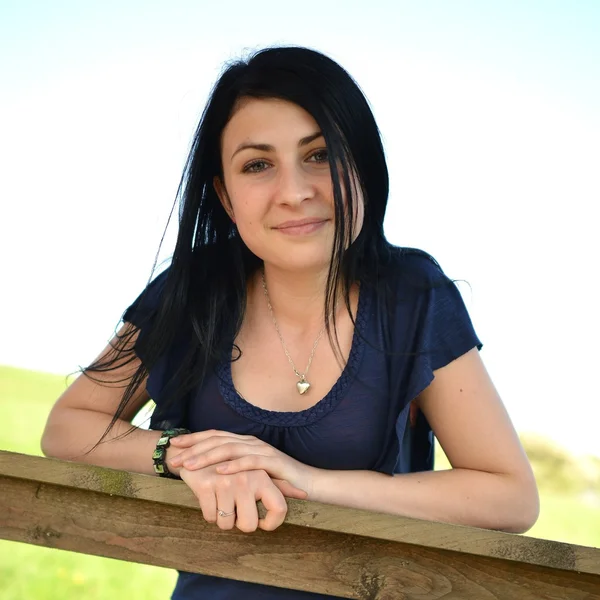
[{"left": 254, "top": 263, "right": 336, "bottom": 333}]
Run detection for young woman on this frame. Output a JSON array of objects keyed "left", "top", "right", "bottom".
[{"left": 41, "top": 46, "right": 539, "bottom": 599}]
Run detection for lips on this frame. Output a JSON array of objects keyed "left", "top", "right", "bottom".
[{"left": 273, "top": 217, "right": 329, "bottom": 230}]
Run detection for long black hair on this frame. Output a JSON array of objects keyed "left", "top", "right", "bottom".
[{"left": 85, "top": 45, "right": 392, "bottom": 441}]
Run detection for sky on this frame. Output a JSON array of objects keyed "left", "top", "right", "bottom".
[{"left": 1, "top": 1, "right": 599, "bottom": 457}]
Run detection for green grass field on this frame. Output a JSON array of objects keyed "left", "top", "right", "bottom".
[
  {"left": 0, "top": 366, "right": 177, "bottom": 599},
  {"left": 1, "top": 365, "right": 598, "bottom": 598}
]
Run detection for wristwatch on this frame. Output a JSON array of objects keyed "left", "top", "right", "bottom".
[{"left": 152, "top": 428, "right": 190, "bottom": 478}]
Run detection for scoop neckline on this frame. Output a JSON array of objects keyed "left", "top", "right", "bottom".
[{"left": 216, "top": 286, "right": 370, "bottom": 427}]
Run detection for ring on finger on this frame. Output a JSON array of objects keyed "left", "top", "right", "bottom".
[{"left": 217, "top": 509, "right": 236, "bottom": 518}]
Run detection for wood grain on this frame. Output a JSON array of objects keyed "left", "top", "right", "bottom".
[
  {"left": 3, "top": 476, "right": 600, "bottom": 599},
  {"left": 1, "top": 451, "right": 598, "bottom": 575},
  {"left": 1, "top": 451, "right": 600, "bottom": 598}
]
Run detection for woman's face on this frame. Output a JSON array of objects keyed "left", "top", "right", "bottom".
[{"left": 215, "top": 97, "right": 363, "bottom": 272}]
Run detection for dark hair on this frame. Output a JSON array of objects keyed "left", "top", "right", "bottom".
[{"left": 85, "top": 45, "right": 392, "bottom": 442}]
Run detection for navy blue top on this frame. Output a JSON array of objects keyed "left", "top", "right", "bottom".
[{"left": 123, "top": 247, "right": 482, "bottom": 599}]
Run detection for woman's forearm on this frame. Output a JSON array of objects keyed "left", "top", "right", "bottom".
[
  {"left": 41, "top": 407, "right": 175, "bottom": 476},
  {"left": 310, "top": 467, "right": 539, "bottom": 533}
]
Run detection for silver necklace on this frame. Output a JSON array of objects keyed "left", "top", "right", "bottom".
[{"left": 261, "top": 269, "right": 326, "bottom": 395}]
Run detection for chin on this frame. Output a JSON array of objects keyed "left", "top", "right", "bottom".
[
  {"left": 264, "top": 249, "right": 332, "bottom": 273},
  {"left": 240, "top": 234, "right": 334, "bottom": 273}
]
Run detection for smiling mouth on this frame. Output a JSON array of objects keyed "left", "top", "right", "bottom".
[
  {"left": 273, "top": 218, "right": 329, "bottom": 230},
  {"left": 272, "top": 218, "right": 329, "bottom": 236}
]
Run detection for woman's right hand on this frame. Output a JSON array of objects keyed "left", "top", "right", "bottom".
[{"left": 179, "top": 465, "right": 307, "bottom": 532}]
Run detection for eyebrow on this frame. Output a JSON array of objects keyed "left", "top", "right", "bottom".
[{"left": 230, "top": 131, "right": 324, "bottom": 161}]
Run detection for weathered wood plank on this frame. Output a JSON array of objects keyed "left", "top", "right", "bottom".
[
  {"left": 1, "top": 450, "right": 598, "bottom": 577},
  {"left": 2, "top": 475, "right": 599, "bottom": 599}
]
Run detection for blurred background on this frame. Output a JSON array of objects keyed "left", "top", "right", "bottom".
[{"left": 1, "top": 1, "right": 598, "bottom": 598}]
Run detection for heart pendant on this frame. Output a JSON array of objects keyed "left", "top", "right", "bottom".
[{"left": 296, "top": 380, "right": 311, "bottom": 395}]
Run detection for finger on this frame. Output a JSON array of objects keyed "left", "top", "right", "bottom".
[
  {"left": 170, "top": 430, "right": 256, "bottom": 447},
  {"left": 179, "top": 443, "right": 242, "bottom": 469},
  {"left": 272, "top": 479, "right": 309, "bottom": 500},
  {"left": 216, "top": 455, "right": 271, "bottom": 475},
  {"left": 196, "top": 487, "right": 218, "bottom": 524},
  {"left": 215, "top": 455, "right": 308, "bottom": 500},
  {"left": 173, "top": 441, "right": 259, "bottom": 470},
  {"left": 171, "top": 439, "right": 261, "bottom": 469},
  {"left": 255, "top": 481, "right": 288, "bottom": 532},
  {"left": 179, "top": 468, "right": 219, "bottom": 524},
  {"left": 233, "top": 488, "right": 260, "bottom": 534},
  {"left": 169, "top": 430, "right": 220, "bottom": 448},
  {"left": 170, "top": 439, "right": 242, "bottom": 468},
  {"left": 215, "top": 483, "right": 237, "bottom": 531},
  {"left": 217, "top": 459, "right": 307, "bottom": 498}
]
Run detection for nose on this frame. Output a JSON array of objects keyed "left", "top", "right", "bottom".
[{"left": 275, "top": 162, "right": 316, "bottom": 207}]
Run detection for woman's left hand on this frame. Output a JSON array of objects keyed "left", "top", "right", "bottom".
[{"left": 168, "top": 430, "right": 316, "bottom": 498}]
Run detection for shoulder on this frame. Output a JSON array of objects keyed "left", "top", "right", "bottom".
[
  {"left": 146, "top": 267, "right": 171, "bottom": 292},
  {"left": 122, "top": 266, "right": 170, "bottom": 327},
  {"left": 377, "top": 244, "right": 450, "bottom": 294},
  {"left": 375, "top": 244, "right": 482, "bottom": 367},
  {"left": 392, "top": 246, "right": 445, "bottom": 277}
]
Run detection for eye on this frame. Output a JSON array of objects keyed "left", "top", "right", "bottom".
[
  {"left": 242, "top": 160, "right": 270, "bottom": 174},
  {"left": 308, "top": 149, "right": 329, "bottom": 164}
]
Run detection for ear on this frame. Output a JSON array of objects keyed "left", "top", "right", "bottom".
[{"left": 213, "top": 176, "right": 235, "bottom": 222}]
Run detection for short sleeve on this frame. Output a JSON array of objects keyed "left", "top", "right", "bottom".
[
  {"left": 122, "top": 269, "right": 169, "bottom": 329},
  {"left": 121, "top": 268, "right": 170, "bottom": 367},
  {"left": 121, "top": 267, "right": 188, "bottom": 429},
  {"left": 419, "top": 268, "right": 482, "bottom": 373},
  {"left": 377, "top": 248, "right": 483, "bottom": 475}
]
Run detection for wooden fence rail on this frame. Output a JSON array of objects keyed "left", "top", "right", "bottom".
[{"left": 1, "top": 450, "right": 599, "bottom": 599}]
